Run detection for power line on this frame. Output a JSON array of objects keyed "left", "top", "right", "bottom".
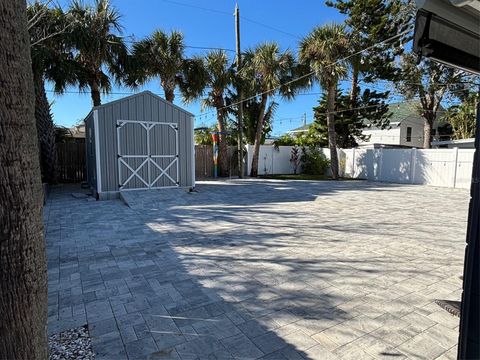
[
  {"left": 158, "top": 0, "right": 301, "bottom": 40},
  {"left": 123, "top": 37, "right": 236, "bottom": 53},
  {"left": 194, "top": 28, "right": 415, "bottom": 118},
  {"left": 45, "top": 89, "right": 183, "bottom": 97},
  {"left": 184, "top": 45, "right": 235, "bottom": 53},
  {"left": 240, "top": 16, "right": 301, "bottom": 40},
  {"left": 159, "top": 0, "right": 230, "bottom": 15}
]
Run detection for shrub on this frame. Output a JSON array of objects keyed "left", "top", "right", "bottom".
[
  {"left": 290, "top": 145, "right": 300, "bottom": 174},
  {"left": 301, "top": 147, "right": 330, "bottom": 175},
  {"left": 273, "top": 134, "right": 297, "bottom": 149}
]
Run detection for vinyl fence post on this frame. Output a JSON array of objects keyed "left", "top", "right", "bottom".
[
  {"left": 271, "top": 146, "right": 274, "bottom": 175},
  {"left": 352, "top": 148, "right": 356, "bottom": 178},
  {"left": 377, "top": 148, "right": 383, "bottom": 181},
  {"left": 453, "top": 147, "right": 459, "bottom": 188},
  {"left": 411, "top": 148, "right": 417, "bottom": 184}
]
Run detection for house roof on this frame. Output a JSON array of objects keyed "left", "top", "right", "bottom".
[
  {"left": 365, "top": 101, "right": 446, "bottom": 130},
  {"left": 287, "top": 123, "right": 311, "bottom": 134}
]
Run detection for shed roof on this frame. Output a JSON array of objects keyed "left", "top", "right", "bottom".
[{"left": 83, "top": 90, "right": 194, "bottom": 121}]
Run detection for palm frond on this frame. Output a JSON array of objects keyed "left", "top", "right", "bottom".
[{"left": 299, "top": 23, "right": 349, "bottom": 88}]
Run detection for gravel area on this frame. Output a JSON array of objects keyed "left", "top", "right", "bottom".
[{"left": 49, "top": 325, "right": 94, "bottom": 360}]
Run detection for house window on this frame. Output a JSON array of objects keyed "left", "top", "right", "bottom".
[{"left": 406, "top": 127, "right": 412, "bottom": 142}]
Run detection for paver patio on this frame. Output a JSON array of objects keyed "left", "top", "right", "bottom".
[{"left": 45, "top": 180, "right": 468, "bottom": 360}]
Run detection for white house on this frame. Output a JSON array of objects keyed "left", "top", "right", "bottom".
[
  {"left": 432, "top": 138, "right": 475, "bottom": 149},
  {"left": 358, "top": 102, "right": 443, "bottom": 148}
]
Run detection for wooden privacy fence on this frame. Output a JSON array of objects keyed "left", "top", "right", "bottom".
[
  {"left": 195, "top": 145, "right": 240, "bottom": 178},
  {"left": 195, "top": 145, "right": 214, "bottom": 179},
  {"left": 56, "top": 142, "right": 86, "bottom": 183}
]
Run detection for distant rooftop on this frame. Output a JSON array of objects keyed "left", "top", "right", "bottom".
[
  {"left": 286, "top": 123, "right": 311, "bottom": 134},
  {"left": 365, "top": 101, "right": 446, "bottom": 130}
]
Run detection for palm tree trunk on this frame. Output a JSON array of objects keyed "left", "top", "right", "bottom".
[
  {"left": 250, "top": 94, "right": 268, "bottom": 177},
  {"left": 327, "top": 83, "right": 339, "bottom": 179},
  {"left": 91, "top": 80, "right": 101, "bottom": 106},
  {"left": 216, "top": 109, "right": 229, "bottom": 177},
  {"left": 0, "top": 1, "right": 48, "bottom": 359},
  {"left": 34, "top": 71, "right": 58, "bottom": 184},
  {"left": 164, "top": 88, "right": 175, "bottom": 103}
]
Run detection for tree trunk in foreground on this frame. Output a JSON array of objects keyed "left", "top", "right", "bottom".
[
  {"left": 327, "top": 83, "right": 339, "bottom": 179},
  {"left": 34, "top": 71, "right": 58, "bottom": 184},
  {"left": 0, "top": 1, "right": 48, "bottom": 359},
  {"left": 250, "top": 94, "right": 268, "bottom": 177},
  {"left": 423, "top": 118, "right": 433, "bottom": 149}
]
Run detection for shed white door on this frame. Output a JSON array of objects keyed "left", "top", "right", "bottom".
[{"left": 117, "top": 120, "right": 179, "bottom": 190}]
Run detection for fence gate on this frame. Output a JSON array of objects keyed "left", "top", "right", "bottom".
[
  {"left": 56, "top": 142, "right": 86, "bottom": 183},
  {"left": 117, "top": 120, "right": 179, "bottom": 191}
]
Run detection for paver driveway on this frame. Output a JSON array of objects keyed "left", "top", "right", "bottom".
[{"left": 45, "top": 180, "right": 469, "bottom": 360}]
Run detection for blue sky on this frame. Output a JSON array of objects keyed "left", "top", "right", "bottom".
[{"left": 49, "top": 0, "right": 349, "bottom": 135}]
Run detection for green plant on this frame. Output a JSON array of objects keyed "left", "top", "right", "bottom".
[
  {"left": 301, "top": 147, "right": 330, "bottom": 175},
  {"left": 290, "top": 145, "right": 300, "bottom": 174},
  {"left": 273, "top": 134, "right": 297, "bottom": 149},
  {"left": 445, "top": 92, "right": 477, "bottom": 140}
]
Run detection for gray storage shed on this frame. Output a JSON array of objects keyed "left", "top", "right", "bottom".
[{"left": 85, "top": 91, "right": 195, "bottom": 200}]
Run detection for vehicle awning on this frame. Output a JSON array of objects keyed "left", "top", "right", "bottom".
[{"left": 413, "top": 4, "right": 480, "bottom": 74}]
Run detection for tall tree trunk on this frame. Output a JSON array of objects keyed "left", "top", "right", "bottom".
[
  {"left": 250, "top": 94, "right": 268, "bottom": 177},
  {"left": 0, "top": 1, "right": 48, "bottom": 359},
  {"left": 34, "top": 71, "right": 58, "bottom": 184},
  {"left": 91, "top": 80, "right": 101, "bottom": 106},
  {"left": 327, "top": 83, "right": 339, "bottom": 179},
  {"left": 423, "top": 118, "right": 433, "bottom": 149},
  {"left": 350, "top": 58, "right": 360, "bottom": 105},
  {"left": 216, "top": 108, "right": 229, "bottom": 177}
]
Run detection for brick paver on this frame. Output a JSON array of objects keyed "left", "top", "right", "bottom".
[{"left": 44, "top": 180, "right": 468, "bottom": 359}]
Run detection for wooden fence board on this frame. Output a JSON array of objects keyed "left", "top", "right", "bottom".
[{"left": 56, "top": 142, "right": 86, "bottom": 183}]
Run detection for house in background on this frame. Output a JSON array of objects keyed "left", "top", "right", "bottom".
[
  {"left": 432, "top": 138, "right": 475, "bottom": 149},
  {"left": 69, "top": 123, "right": 85, "bottom": 142},
  {"left": 283, "top": 102, "right": 448, "bottom": 149},
  {"left": 358, "top": 102, "right": 445, "bottom": 148},
  {"left": 286, "top": 123, "right": 311, "bottom": 136}
]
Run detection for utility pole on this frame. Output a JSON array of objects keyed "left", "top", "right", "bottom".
[{"left": 235, "top": 3, "right": 244, "bottom": 178}]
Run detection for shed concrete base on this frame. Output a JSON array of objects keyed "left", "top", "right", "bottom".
[{"left": 97, "top": 191, "right": 120, "bottom": 201}]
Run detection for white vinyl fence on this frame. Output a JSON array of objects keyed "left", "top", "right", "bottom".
[{"left": 246, "top": 145, "right": 475, "bottom": 189}]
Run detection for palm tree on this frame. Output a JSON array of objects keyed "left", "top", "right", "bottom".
[
  {"left": 299, "top": 24, "right": 349, "bottom": 179},
  {"left": 28, "top": 2, "right": 77, "bottom": 184},
  {"left": 1, "top": 0, "right": 47, "bottom": 358},
  {"left": 242, "top": 43, "right": 296, "bottom": 177},
  {"left": 69, "top": 0, "right": 127, "bottom": 106},
  {"left": 242, "top": 98, "right": 278, "bottom": 145},
  {"left": 128, "top": 29, "right": 191, "bottom": 103},
  {"left": 182, "top": 50, "right": 233, "bottom": 176}
]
